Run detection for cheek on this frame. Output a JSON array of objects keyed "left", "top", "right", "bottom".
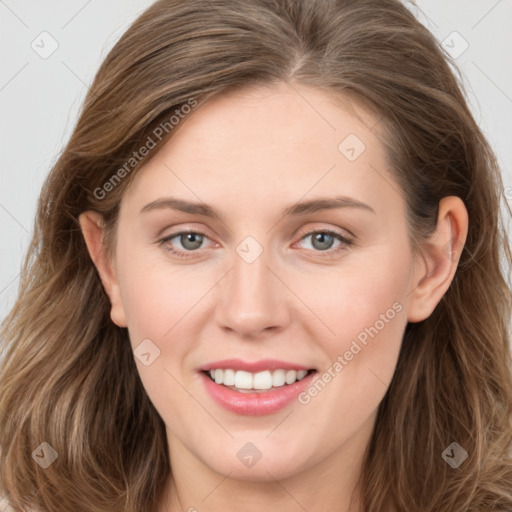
[
  {"left": 303, "top": 245, "right": 411, "bottom": 385},
  {"left": 116, "top": 246, "right": 213, "bottom": 345},
  {"left": 295, "top": 248, "right": 411, "bottom": 426},
  {"left": 114, "top": 250, "right": 211, "bottom": 421},
  {"left": 114, "top": 249, "right": 219, "bottom": 408}
]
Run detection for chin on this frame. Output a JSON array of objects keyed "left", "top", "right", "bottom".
[{"left": 199, "top": 443, "right": 312, "bottom": 481}]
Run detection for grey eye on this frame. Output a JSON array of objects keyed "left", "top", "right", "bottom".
[
  {"left": 178, "top": 232, "right": 204, "bottom": 250},
  {"left": 308, "top": 232, "right": 337, "bottom": 251}
]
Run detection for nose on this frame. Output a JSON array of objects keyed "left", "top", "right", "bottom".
[{"left": 214, "top": 245, "right": 291, "bottom": 338}]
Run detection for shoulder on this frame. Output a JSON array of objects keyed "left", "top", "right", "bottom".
[
  {"left": 0, "top": 496, "right": 38, "bottom": 511},
  {"left": 0, "top": 497, "right": 13, "bottom": 511}
]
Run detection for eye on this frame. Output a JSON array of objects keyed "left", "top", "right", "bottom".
[
  {"left": 158, "top": 230, "right": 212, "bottom": 257},
  {"left": 158, "top": 228, "right": 353, "bottom": 259},
  {"left": 297, "top": 230, "right": 353, "bottom": 254}
]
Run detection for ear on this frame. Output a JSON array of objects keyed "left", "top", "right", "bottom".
[
  {"left": 407, "top": 196, "right": 468, "bottom": 323},
  {"left": 78, "top": 211, "right": 127, "bottom": 327}
]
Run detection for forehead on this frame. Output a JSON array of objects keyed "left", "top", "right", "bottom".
[{"left": 121, "top": 82, "right": 403, "bottom": 222}]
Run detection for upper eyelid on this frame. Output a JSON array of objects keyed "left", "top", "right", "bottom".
[
  {"left": 295, "top": 226, "right": 352, "bottom": 240},
  {"left": 156, "top": 215, "right": 355, "bottom": 239},
  {"left": 161, "top": 230, "right": 213, "bottom": 246},
  {"left": 160, "top": 228, "right": 352, "bottom": 249},
  {"left": 293, "top": 230, "right": 352, "bottom": 251}
]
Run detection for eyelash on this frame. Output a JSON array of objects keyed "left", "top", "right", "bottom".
[
  {"left": 158, "top": 230, "right": 212, "bottom": 259},
  {"left": 158, "top": 229, "right": 353, "bottom": 259}
]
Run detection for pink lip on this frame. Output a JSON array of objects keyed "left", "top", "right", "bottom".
[
  {"left": 201, "top": 358, "right": 312, "bottom": 373},
  {"left": 200, "top": 370, "right": 317, "bottom": 416}
]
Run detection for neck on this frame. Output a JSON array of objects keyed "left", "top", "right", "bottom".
[{"left": 164, "top": 471, "right": 363, "bottom": 512}]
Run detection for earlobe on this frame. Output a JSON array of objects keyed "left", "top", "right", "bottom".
[
  {"left": 78, "top": 211, "right": 127, "bottom": 327},
  {"left": 407, "top": 196, "right": 468, "bottom": 323}
]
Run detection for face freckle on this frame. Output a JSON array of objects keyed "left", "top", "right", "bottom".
[{"left": 111, "top": 81, "right": 415, "bottom": 483}]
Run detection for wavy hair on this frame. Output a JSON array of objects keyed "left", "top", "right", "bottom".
[{"left": 1, "top": 0, "right": 511, "bottom": 510}]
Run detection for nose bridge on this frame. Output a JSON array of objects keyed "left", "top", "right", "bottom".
[{"left": 215, "top": 239, "right": 289, "bottom": 336}]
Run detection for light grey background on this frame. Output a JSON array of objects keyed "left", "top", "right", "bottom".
[{"left": 1, "top": 0, "right": 511, "bottom": 325}]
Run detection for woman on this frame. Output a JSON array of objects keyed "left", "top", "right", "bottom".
[{"left": 1, "top": 0, "right": 511, "bottom": 511}]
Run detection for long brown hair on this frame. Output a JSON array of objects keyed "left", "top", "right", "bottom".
[{"left": 1, "top": 1, "right": 511, "bottom": 510}]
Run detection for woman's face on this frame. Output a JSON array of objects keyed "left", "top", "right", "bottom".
[{"left": 101, "top": 83, "right": 422, "bottom": 481}]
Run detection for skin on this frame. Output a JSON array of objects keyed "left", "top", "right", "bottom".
[{"left": 80, "top": 82, "right": 468, "bottom": 512}]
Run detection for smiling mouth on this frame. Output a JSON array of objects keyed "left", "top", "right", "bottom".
[{"left": 202, "top": 368, "right": 317, "bottom": 393}]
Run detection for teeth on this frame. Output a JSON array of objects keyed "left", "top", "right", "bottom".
[
  {"left": 253, "top": 370, "right": 272, "bottom": 390},
  {"left": 234, "top": 370, "right": 253, "bottom": 389},
  {"left": 206, "top": 368, "right": 310, "bottom": 390},
  {"left": 285, "top": 370, "right": 297, "bottom": 384},
  {"left": 223, "top": 368, "right": 235, "bottom": 386},
  {"left": 272, "top": 369, "right": 286, "bottom": 387}
]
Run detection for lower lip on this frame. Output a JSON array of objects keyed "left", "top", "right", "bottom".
[{"left": 200, "top": 371, "right": 316, "bottom": 416}]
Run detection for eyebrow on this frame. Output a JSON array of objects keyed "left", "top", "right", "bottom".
[{"left": 139, "top": 195, "right": 376, "bottom": 219}]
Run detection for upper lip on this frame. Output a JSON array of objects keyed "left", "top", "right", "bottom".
[{"left": 200, "top": 359, "right": 313, "bottom": 373}]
